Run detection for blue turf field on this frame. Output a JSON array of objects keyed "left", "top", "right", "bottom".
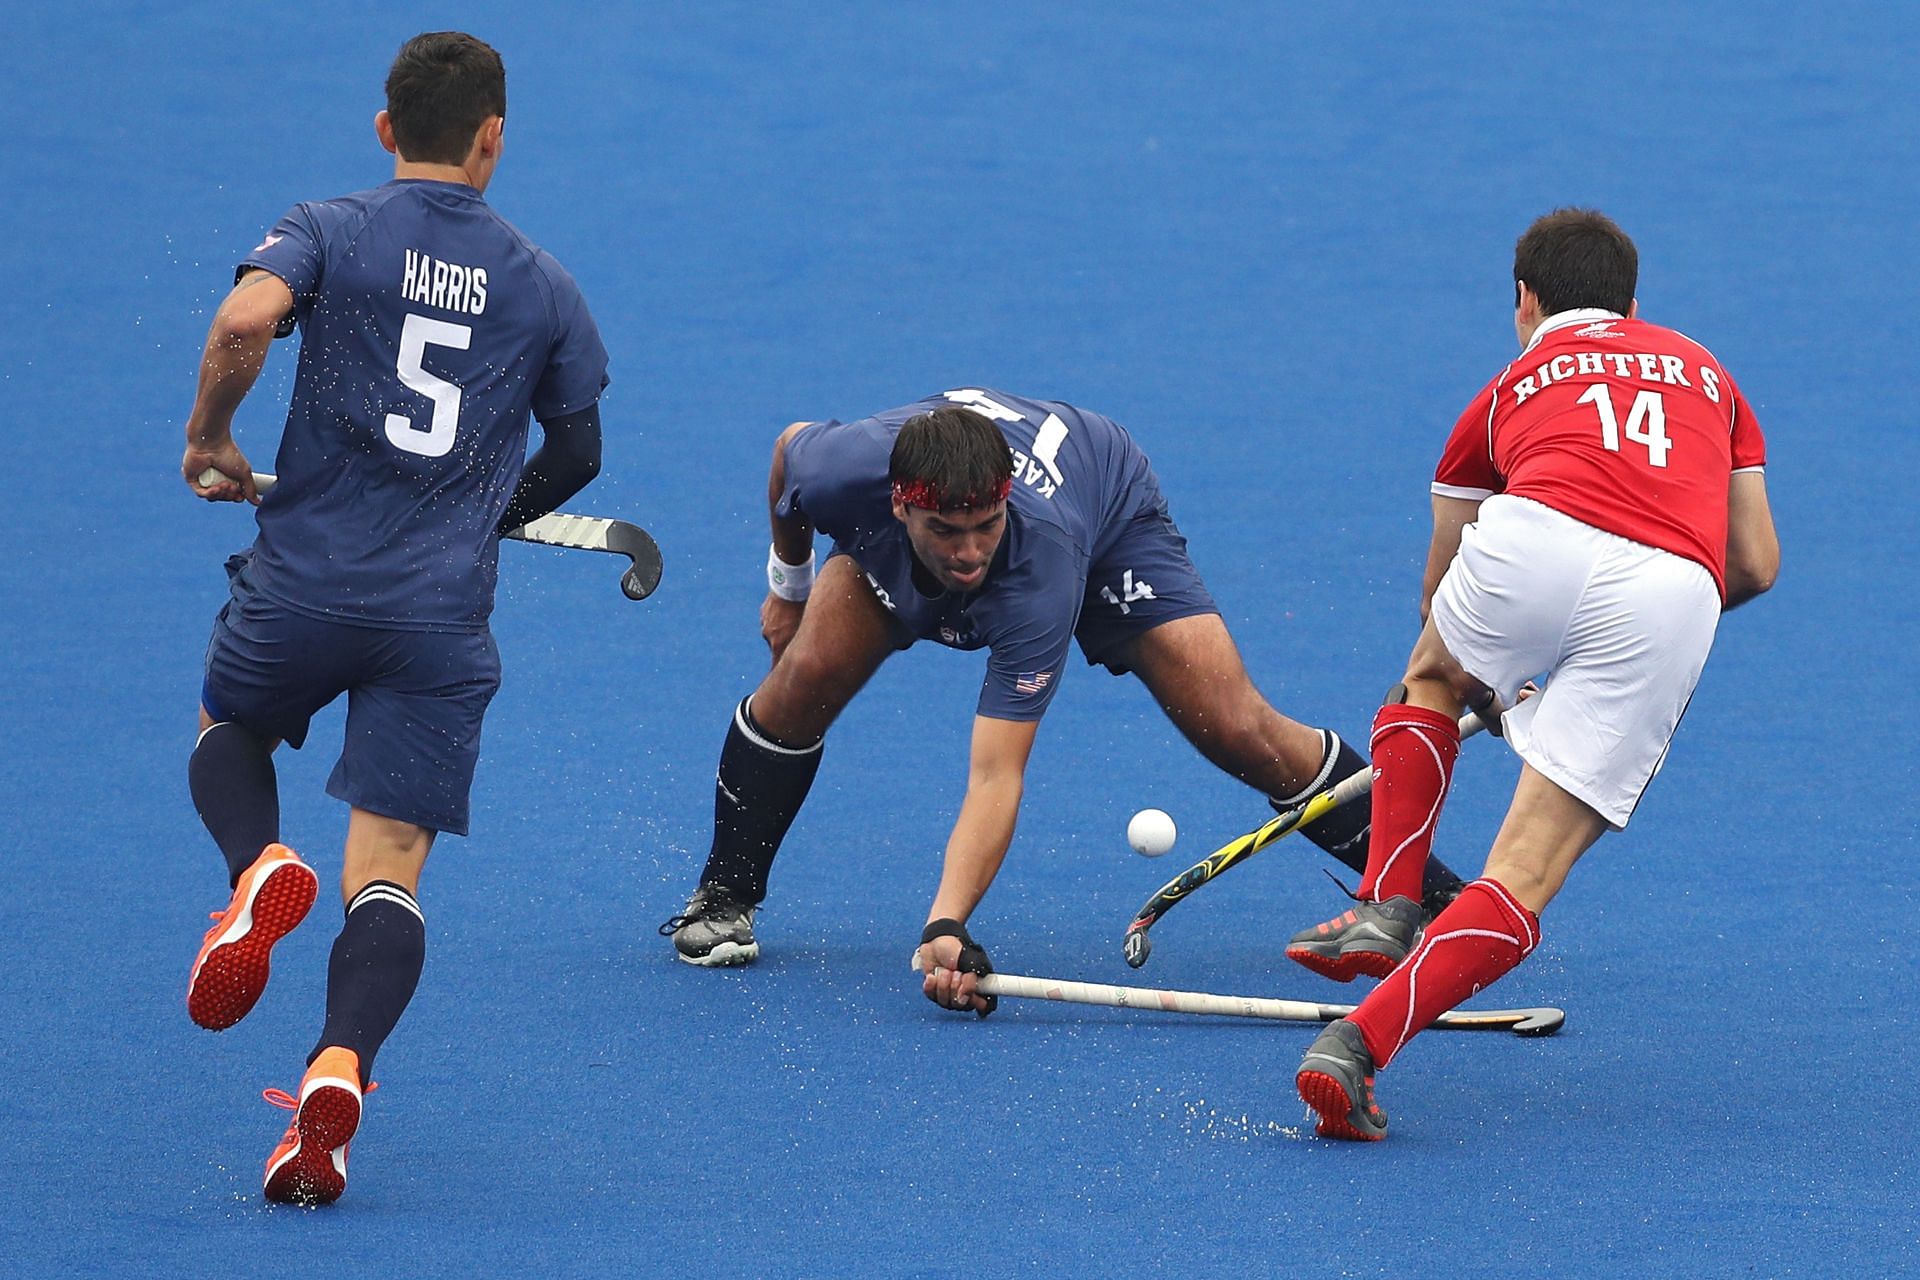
[{"left": 2, "top": 4, "right": 1916, "bottom": 1276}]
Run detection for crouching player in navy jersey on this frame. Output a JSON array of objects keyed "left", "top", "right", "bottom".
[
  {"left": 179, "top": 33, "right": 608, "bottom": 1204},
  {"left": 1290, "top": 211, "right": 1780, "bottom": 1140},
  {"left": 661, "top": 390, "right": 1466, "bottom": 1011}
]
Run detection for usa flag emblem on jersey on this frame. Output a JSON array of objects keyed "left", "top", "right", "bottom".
[{"left": 1014, "top": 671, "right": 1053, "bottom": 696}]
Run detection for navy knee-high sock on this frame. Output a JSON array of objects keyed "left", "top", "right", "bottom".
[
  {"left": 189, "top": 722, "right": 281, "bottom": 887},
  {"left": 312, "top": 881, "right": 426, "bottom": 1084},
  {"left": 698, "top": 697, "right": 824, "bottom": 904}
]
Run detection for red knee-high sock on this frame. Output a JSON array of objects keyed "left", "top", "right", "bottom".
[
  {"left": 1348, "top": 878, "right": 1540, "bottom": 1068},
  {"left": 1357, "top": 704, "right": 1461, "bottom": 903}
]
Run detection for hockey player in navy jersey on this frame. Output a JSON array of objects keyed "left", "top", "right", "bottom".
[
  {"left": 660, "top": 390, "right": 1464, "bottom": 1010},
  {"left": 180, "top": 32, "right": 608, "bottom": 1205}
]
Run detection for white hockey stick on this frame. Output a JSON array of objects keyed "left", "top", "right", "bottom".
[{"left": 913, "top": 964, "right": 1562, "bottom": 1036}]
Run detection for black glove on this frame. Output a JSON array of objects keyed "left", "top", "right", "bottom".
[{"left": 921, "top": 918, "right": 996, "bottom": 1017}]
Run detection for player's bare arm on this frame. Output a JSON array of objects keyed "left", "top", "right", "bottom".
[
  {"left": 182, "top": 268, "right": 294, "bottom": 503},
  {"left": 1722, "top": 470, "right": 1780, "bottom": 609},
  {"left": 762, "top": 420, "right": 818, "bottom": 662},
  {"left": 1419, "top": 494, "right": 1482, "bottom": 620},
  {"left": 919, "top": 714, "right": 1038, "bottom": 1014}
]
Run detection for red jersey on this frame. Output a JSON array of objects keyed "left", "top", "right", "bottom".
[{"left": 1433, "top": 310, "right": 1767, "bottom": 596}]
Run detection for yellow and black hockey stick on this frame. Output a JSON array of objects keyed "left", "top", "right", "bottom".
[{"left": 1121, "top": 707, "right": 1496, "bottom": 969}]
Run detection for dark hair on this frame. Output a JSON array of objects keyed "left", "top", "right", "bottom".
[
  {"left": 385, "top": 32, "right": 507, "bottom": 165},
  {"left": 1513, "top": 208, "right": 1637, "bottom": 316},
  {"left": 889, "top": 407, "right": 1015, "bottom": 511}
]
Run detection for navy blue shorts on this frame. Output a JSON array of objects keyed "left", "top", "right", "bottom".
[
  {"left": 202, "top": 554, "right": 501, "bottom": 836},
  {"left": 1074, "top": 494, "right": 1219, "bottom": 674}
]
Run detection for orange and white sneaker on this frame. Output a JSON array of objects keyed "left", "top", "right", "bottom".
[
  {"left": 186, "top": 843, "right": 318, "bottom": 1030},
  {"left": 262, "top": 1047, "right": 367, "bottom": 1206}
]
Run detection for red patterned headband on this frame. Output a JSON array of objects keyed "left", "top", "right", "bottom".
[{"left": 891, "top": 475, "right": 1013, "bottom": 511}]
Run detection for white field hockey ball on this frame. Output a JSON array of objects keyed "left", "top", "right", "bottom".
[{"left": 1127, "top": 808, "right": 1176, "bottom": 857}]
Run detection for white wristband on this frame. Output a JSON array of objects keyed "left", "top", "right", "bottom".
[{"left": 767, "top": 544, "right": 816, "bottom": 601}]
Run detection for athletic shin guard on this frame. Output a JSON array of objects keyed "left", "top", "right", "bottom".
[
  {"left": 189, "top": 721, "right": 282, "bottom": 887},
  {"left": 312, "top": 881, "right": 426, "bottom": 1084},
  {"left": 1357, "top": 703, "right": 1461, "bottom": 903},
  {"left": 699, "top": 697, "right": 824, "bottom": 903},
  {"left": 1348, "top": 878, "right": 1540, "bottom": 1068}
]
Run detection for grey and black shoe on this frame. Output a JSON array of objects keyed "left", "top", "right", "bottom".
[
  {"left": 1296, "top": 1018, "right": 1387, "bottom": 1141},
  {"left": 1285, "top": 894, "right": 1427, "bottom": 982},
  {"left": 659, "top": 885, "right": 760, "bottom": 966}
]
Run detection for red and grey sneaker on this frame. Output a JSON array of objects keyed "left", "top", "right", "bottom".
[
  {"left": 1285, "top": 894, "right": 1426, "bottom": 983},
  {"left": 186, "top": 843, "right": 318, "bottom": 1030},
  {"left": 1296, "top": 1019, "right": 1387, "bottom": 1141},
  {"left": 262, "top": 1047, "right": 367, "bottom": 1206}
]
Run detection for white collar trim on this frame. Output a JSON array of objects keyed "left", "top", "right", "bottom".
[{"left": 1524, "top": 308, "right": 1626, "bottom": 353}]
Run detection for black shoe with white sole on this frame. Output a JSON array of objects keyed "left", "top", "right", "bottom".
[{"left": 660, "top": 885, "right": 760, "bottom": 966}]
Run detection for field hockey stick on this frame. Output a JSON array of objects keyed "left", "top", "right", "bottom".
[
  {"left": 1121, "top": 706, "right": 1497, "bottom": 969},
  {"left": 198, "top": 469, "right": 662, "bottom": 601},
  {"left": 908, "top": 960, "right": 1562, "bottom": 1036}
]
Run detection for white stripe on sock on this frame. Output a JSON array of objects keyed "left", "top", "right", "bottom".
[
  {"left": 348, "top": 884, "right": 423, "bottom": 924},
  {"left": 1272, "top": 730, "right": 1341, "bottom": 807},
  {"left": 1390, "top": 925, "right": 1521, "bottom": 1059},
  {"left": 1473, "top": 878, "right": 1540, "bottom": 954},
  {"left": 736, "top": 697, "right": 823, "bottom": 757}
]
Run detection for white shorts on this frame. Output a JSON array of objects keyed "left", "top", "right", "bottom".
[{"left": 1430, "top": 495, "right": 1720, "bottom": 828}]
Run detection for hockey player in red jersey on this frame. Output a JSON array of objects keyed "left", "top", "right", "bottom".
[{"left": 1288, "top": 209, "right": 1781, "bottom": 1140}]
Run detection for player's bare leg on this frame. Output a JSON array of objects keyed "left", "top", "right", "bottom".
[
  {"left": 1126, "top": 614, "right": 1466, "bottom": 895},
  {"left": 1122, "top": 613, "right": 1327, "bottom": 791},
  {"left": 666, "top": 556, "right": 900, "bottom": 963},
  {"left": 1399, "top": 615, "right": 1491, "bottom": 718},
  {"left": 1479, "top": 764, "right": 1608, "bottom": 913},
  {"left": 341, "top": 808, "right": 433, "bottom": 899},
  {"left": 749, "top": 554, "right": 899, "bottom": 746}
]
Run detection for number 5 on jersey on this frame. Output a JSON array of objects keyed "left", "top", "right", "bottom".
[
  {"left": 386, "top": 313, "right": 471, "bottom": 458},
  {"left": 1578, "top": 384, "right": 1671, "bottom": 468}
]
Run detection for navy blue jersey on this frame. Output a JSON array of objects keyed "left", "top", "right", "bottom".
[
  {"left": 237, "top": 179, "right": 609, "bottom": 631},
  {"left": 778, "top": 389, "right": 1158, "bottom": 720}
]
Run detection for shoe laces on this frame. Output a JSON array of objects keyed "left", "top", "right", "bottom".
[
  {"left": 263, "top": 1079, "right": 378, "bottom": 1110},
  {"left": 658, "top": 887, "right": 750, "bottom": 936},
  {"left": 1319, "top": 868, "right": 1362, "bottom": 901},
  {"left": 200, "top": 909, "right": 229, "bottom": 947}
]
